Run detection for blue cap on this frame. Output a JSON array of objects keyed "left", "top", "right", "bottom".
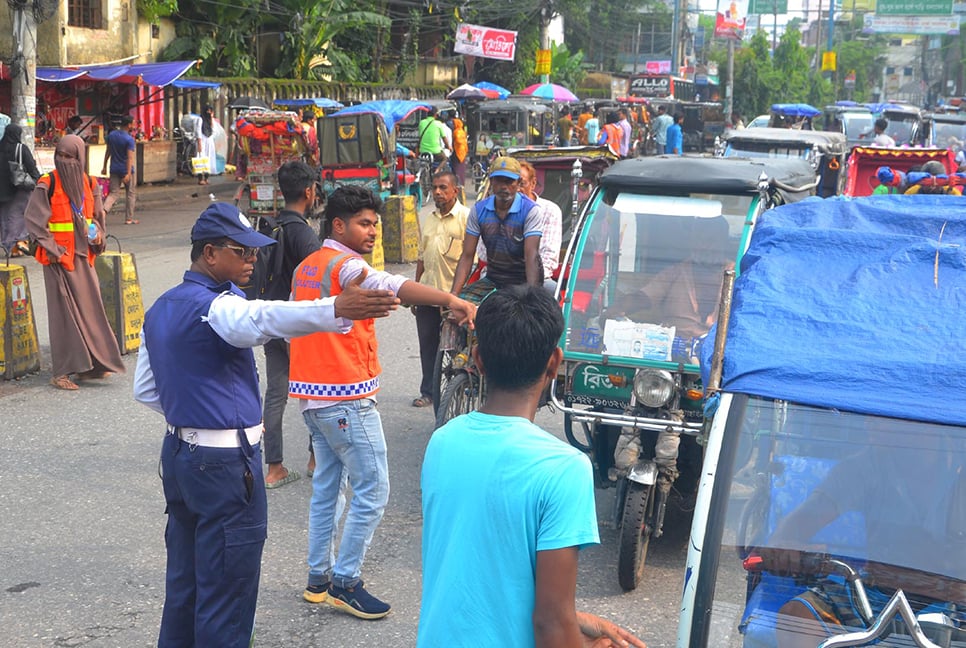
[
  {"left": 190, "top": 202, "right": 276, "bottom": 247},
  {"left": 488, "top": 156, "right": 522, "bottom": 180}
]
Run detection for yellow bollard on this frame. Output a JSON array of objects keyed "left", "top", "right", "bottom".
[
  {"left": 0, "top": 263, "right": 41, "bottom": 379},
  {"left": 95, "top": 248, "right": 144, "bottom": 355},
  {"left": 362, "top": 219, "right": 385, "bottom": 271},
  {"left": 381, "top": 195, "right": 420, "bottom": 263}
]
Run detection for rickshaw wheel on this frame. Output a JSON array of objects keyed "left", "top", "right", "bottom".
[
  {"left": 617, "top": 480, "right": 655, "bottom": 591},
  {"left": 431, "top": 348, "right": 459, "bottom": 417},
  {"left": 435, "top": 371, "right": 480, "bottom": 429}
]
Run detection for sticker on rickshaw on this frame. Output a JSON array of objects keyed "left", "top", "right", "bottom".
[
  {"left": 253, "top": 184, "right": 274, "bottom": 201},
  {"left": 570, "top": 364, "right": 634, "bottom": 399},
  {"left": 602, "top": 320, "right": 675, "bottom": 361}
]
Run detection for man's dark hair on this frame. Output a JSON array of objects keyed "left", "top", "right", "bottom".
[
  {"left": 875, "top": 118, "right": 889, "bottom": 132},
  {"left": 302, "top": 109, "right": 315, "bottom": 123},
  {"left": 475, "top": 285, "right": 563, "bottom": 390},
  {"left": 675, "top": 113, "right": 684, "bottom": 124},
  {"left": 323, "top": 185, "right": 383, "bottom": 236},
  {"left": 561, "top": 106, "right": 570, "bottom": 116},
  {"left": 67, "top": 115, "right": 82, "bottom": 128},
  {"left": 658, "top": 105, "right": 667, "bottom": 114},
  {"left": 277, "top": 160, "right": 316, "bottom": 203}
]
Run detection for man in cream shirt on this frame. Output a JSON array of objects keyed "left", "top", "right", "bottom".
[{"left": 412, "top": 170, "right": 470, "bottom": 409}]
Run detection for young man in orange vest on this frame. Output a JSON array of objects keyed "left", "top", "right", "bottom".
[{"left": 290, "top": 185, "right": 475, "bottom": 620}]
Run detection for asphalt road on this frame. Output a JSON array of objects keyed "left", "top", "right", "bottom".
[{"left": 0, "top": 176, "right": 690, "bottom": 647}]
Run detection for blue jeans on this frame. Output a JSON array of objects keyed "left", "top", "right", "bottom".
[
  {"left": 303, "top": 399, "right": 389, "bottom": 589},
  {"left": 159, "top": 430, "right": 266, "bottom": 648}
]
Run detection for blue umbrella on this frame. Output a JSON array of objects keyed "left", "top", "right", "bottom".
[{"left": 473, "top": 81, "right": 511, "bottom": 100}]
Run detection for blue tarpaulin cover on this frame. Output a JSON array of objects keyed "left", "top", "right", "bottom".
[
  {"left": 712, "top": 195, "right": 966, "bottom": 426},
  {"left": 36, "top": 61, "right": 208, "bottom": 87},
  {"left": 771, "top": 103, "right": 821, "bottom": 117},
  {"left": 332, "top": 100, "right": 430, "bottom": 132}
]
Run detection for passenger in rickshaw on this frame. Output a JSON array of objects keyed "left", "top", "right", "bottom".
[
  {"left": 754, "top": 417, "right": 966, "bottom": 648},
  {"left": 450, "top": 156, "right": 544, "bottom": 304},
  {"left": 904, "top": 160, "right": 962, "bottom": 195},
  {"left": 517, "top": 160, "right": 562, "bottom": 290}
]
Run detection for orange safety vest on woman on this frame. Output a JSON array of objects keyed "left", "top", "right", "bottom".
[
  {"left": 288, "top": 247, "right": 381, "bottom": 400},
  {"left": 452, "top": 117, "right": 468, "bottom": 163},
  {"left": 34, "top": 171, "right": 97, "bottom": 272}
]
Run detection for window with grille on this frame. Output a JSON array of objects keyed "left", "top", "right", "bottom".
[{"left": 68, "top": 0, "right": 103, "bottom": 29}]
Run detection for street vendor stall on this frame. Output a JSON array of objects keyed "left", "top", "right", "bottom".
[{"left": 30, "top": 61, "right": 216, "bottom": 184}]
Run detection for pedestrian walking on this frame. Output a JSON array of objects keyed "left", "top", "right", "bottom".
[
  {"left": 258, "top": 161, "right": 325, "bottom": 488},
  {"left": 194, "top": 105, "right": 217, "bottom": 185},
  {"left": 653, "top": 105, "right": 672, "bottom": 154},
  {"left": 617, "top": 108, "right": 633, "bottom": 158},
  {"left": 290, "top": 185, "right": 475, "bottom": 620},
  {"left": 134, "top": 201, "right": 399, "bottom": 647},
  {"left": 412, "top": 170, "right": 470, "bottom": 409},
  {"left": 557, "top": 106, "right": 574, "bottom": 146},
  {"left": 666, "top": 113, "right": 684, "bottom": 156},
  {"left": 101, "top": 115, "right": 139, "bottom": 225},
  {"left": 24, "top": 134, "right": 125, "bottom": 391},
  {"left": 0, "top": 124, "right": 40, "bottom": 255},
  {"left": 417, "top": 285, "right": 647, "bottom": 648}
]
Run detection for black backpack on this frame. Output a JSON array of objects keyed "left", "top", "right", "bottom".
[{"left": 242, "top": 213, "right": 285, "bottom": 300}]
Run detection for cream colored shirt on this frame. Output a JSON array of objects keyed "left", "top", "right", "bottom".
[{"left": 418, "top": 200, "right": 471, "bottom": 292}]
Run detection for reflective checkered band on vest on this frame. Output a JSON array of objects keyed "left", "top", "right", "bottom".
[{"left": 289, "top": 376, "right": 380, "bottom": 398}]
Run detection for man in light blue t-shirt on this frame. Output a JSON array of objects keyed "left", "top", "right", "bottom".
[{"left": 418, "top": 286, "right": 646, "bottom": 648}]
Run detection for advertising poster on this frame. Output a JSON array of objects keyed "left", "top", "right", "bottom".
[
  {"left": 715, "top": 0, "right": 749, "bottom": 39},
  {"left": 454, "top": 23, "right": 518, "bottom": 61}
]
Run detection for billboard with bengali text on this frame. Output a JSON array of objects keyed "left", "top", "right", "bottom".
[
  {"left": 863, "top": 13, "right": 960, "bottom": 32},
  {"left": 454, "top": 23, "right": 518, "bottom": 61},
  {"left": 874, "top": 0, "right": 952, "bottom": 14}
]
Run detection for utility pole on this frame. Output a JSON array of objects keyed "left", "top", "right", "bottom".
[
  {"left": 540, "top": 3, "right": 551, "bottom": 84},
  {"left": 633, "top": 22, "right": 642, "bottom": 75},
  {"left": 816, "top": 0, "right": 823, "bottom": 74},
  {"left": 725, "top": 39, "right": 735, "bottom": 122},
  {"left": 10, "top": 0, "right": 37, "bottom": 153}
]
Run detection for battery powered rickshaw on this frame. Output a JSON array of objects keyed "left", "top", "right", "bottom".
[
  {"left": 865, "top": 102, "right": 923, "bottom": 146},
  {"left": 769, "top": 103, "right": 821, "bottom": 130},
  {"left": 678, "top": 195, "right": 966, "bottom": 648},
  {"left": 921, "top": 111, "right": 966, "bottom": 152},
  {"left": 822, "top": 103, "right": 874, "bottom": 150},
  {"left": 470, "top": 100, "right": 554, "bottom": 177},
  {"left": 550, "top": 156, "right": 818, "bottom": 591},
  {"left": 718, "top": 128, "right": 848, "bottom": 197},
  {"left": 319, "top": 100, "right": 430, "bottom": 203}
]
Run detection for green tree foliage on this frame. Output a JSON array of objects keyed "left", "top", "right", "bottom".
[
  {"left": 833, "top": 39, "right": 884, "bottom": 102},
  {"left": 731, "top": 31, "right": 774, "bottom": 120},
  {"left": 770, "top": 26, "right": 810, "bottom": 101},
  {"left": 137, "top": 0, "right": 177, "bottom": 24},
  {"left": 158, "top": 0, "right": 261, "bottom": 77},
  {"left": 274, "top": 0, "right": 390, "bottom": 80},
  {"left": 548, "top": 42, "right": 585, "bottom": 89}
]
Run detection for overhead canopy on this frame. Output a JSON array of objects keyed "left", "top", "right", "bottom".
[
  {"left": 273, "top": 97, "right": 344, "bottom": 110},
  {"left": 34, "top": 60, "right": 216, "bottom": 88},
  {"left": 771, "top": 103, "right": 821, "bottom": 118},
  {"left": 715, "top": 195, "right": 966, "bottom": 427},
  {"left": 331, "top": 100, "right": 431, "bottom": 132}
]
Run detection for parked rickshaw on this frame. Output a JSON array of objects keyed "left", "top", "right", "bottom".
[
  {"left": 550, "top": 156, "right": 817, "bottom": 591},
  {"left": 232, "top": 109, "right": 310, "bottom": 216},
  {"left": 822, "top": 102, "right": 874, "bottom": 149},
  {"left": 678, "top": 195, "right": 966, "bottom": 648},
  {"left": 320, "top": 100, "right": 429, "bottom": 203},
  {"left": 718, "top": 128, "right": 848, "bottom": 197},
  {"left": 844, "top": 146, "right": 955, "bottom": 196}
]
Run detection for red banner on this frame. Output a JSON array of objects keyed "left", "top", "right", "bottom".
[{"left": 454, "top": 23, "right": 518, "bottom": 62}]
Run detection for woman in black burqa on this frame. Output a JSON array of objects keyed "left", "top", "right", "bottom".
[{"left": 0, "top": 124, "right": 41, "bottom": 255}]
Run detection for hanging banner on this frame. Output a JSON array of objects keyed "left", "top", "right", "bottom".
[
  {"left": 863, "top": 14, "right": 959, "bottom": 33},
  {"left": 715, "top": 0, "right": 749, "bottom": 39},
  {"left": 535, "top": 49, "right": 551, "bottom": 75},
  {"left": 822, "top": 51, "right": 837, "bottom": 72},
  {"left": 454, "top": 23, "right": 518, "bottom": 62}
]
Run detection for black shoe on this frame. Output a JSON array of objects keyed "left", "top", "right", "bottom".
[{"left": 325, "top": 580, "right": 390, "bottom": 620}]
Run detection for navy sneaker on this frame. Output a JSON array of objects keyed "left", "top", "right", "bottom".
[
  {"left": 325, "top": 580, "right": 391, "bottom": 620},
  {"left": 303, "top": 582, "right": 329, "bottom": 604}
]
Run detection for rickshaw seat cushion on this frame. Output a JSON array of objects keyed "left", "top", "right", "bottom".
[
  {"left": 740, "top": 572, "right": 809, "bottom": 648},
  {"left": 397, "top": 171, "right": 416, "bottom": 184},
  {"left": 571, "top": 291, "right": 593, "bottom": 313}
]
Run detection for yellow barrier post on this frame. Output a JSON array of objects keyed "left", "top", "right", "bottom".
[
  {"left": 381, "top": 195, "right": 420, "bottom": 264},
  {"left": 362, "top": 219, "right": 385, "bottom": 271},
  {"left": 0, "top": 263, "right": 41, "bottom": 379},
  {"left": 95, "top": 247, "right": 144, "bottom": 355}
]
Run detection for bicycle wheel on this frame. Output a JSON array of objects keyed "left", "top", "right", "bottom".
[
  {"left": 431, "top": 347, "right": 458, "bottom": 417},
  {"left": 435, "top": 372, "right": 479, "bottom": 429}
]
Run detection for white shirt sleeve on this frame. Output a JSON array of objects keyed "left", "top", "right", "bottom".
[
  {"left": 206, "top": 292, "right": 352, "bottom": 348},
  {"left": 133, "top": 331, "right": 164, "bottom": 415}
]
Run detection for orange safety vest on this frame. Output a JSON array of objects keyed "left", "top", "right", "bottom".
[
  {"left": 34, "top": 171, "right": 97, "bottom": 272},
  {"left": 288, "top": 247, "right": 381, "bottom": 401},
  {"left": 602, "top": 123, "right": 622, "bottom": 156}
]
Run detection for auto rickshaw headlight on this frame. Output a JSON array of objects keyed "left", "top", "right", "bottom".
[{"left": 633, "top": 369, "right": 675, "bottom": 408}]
